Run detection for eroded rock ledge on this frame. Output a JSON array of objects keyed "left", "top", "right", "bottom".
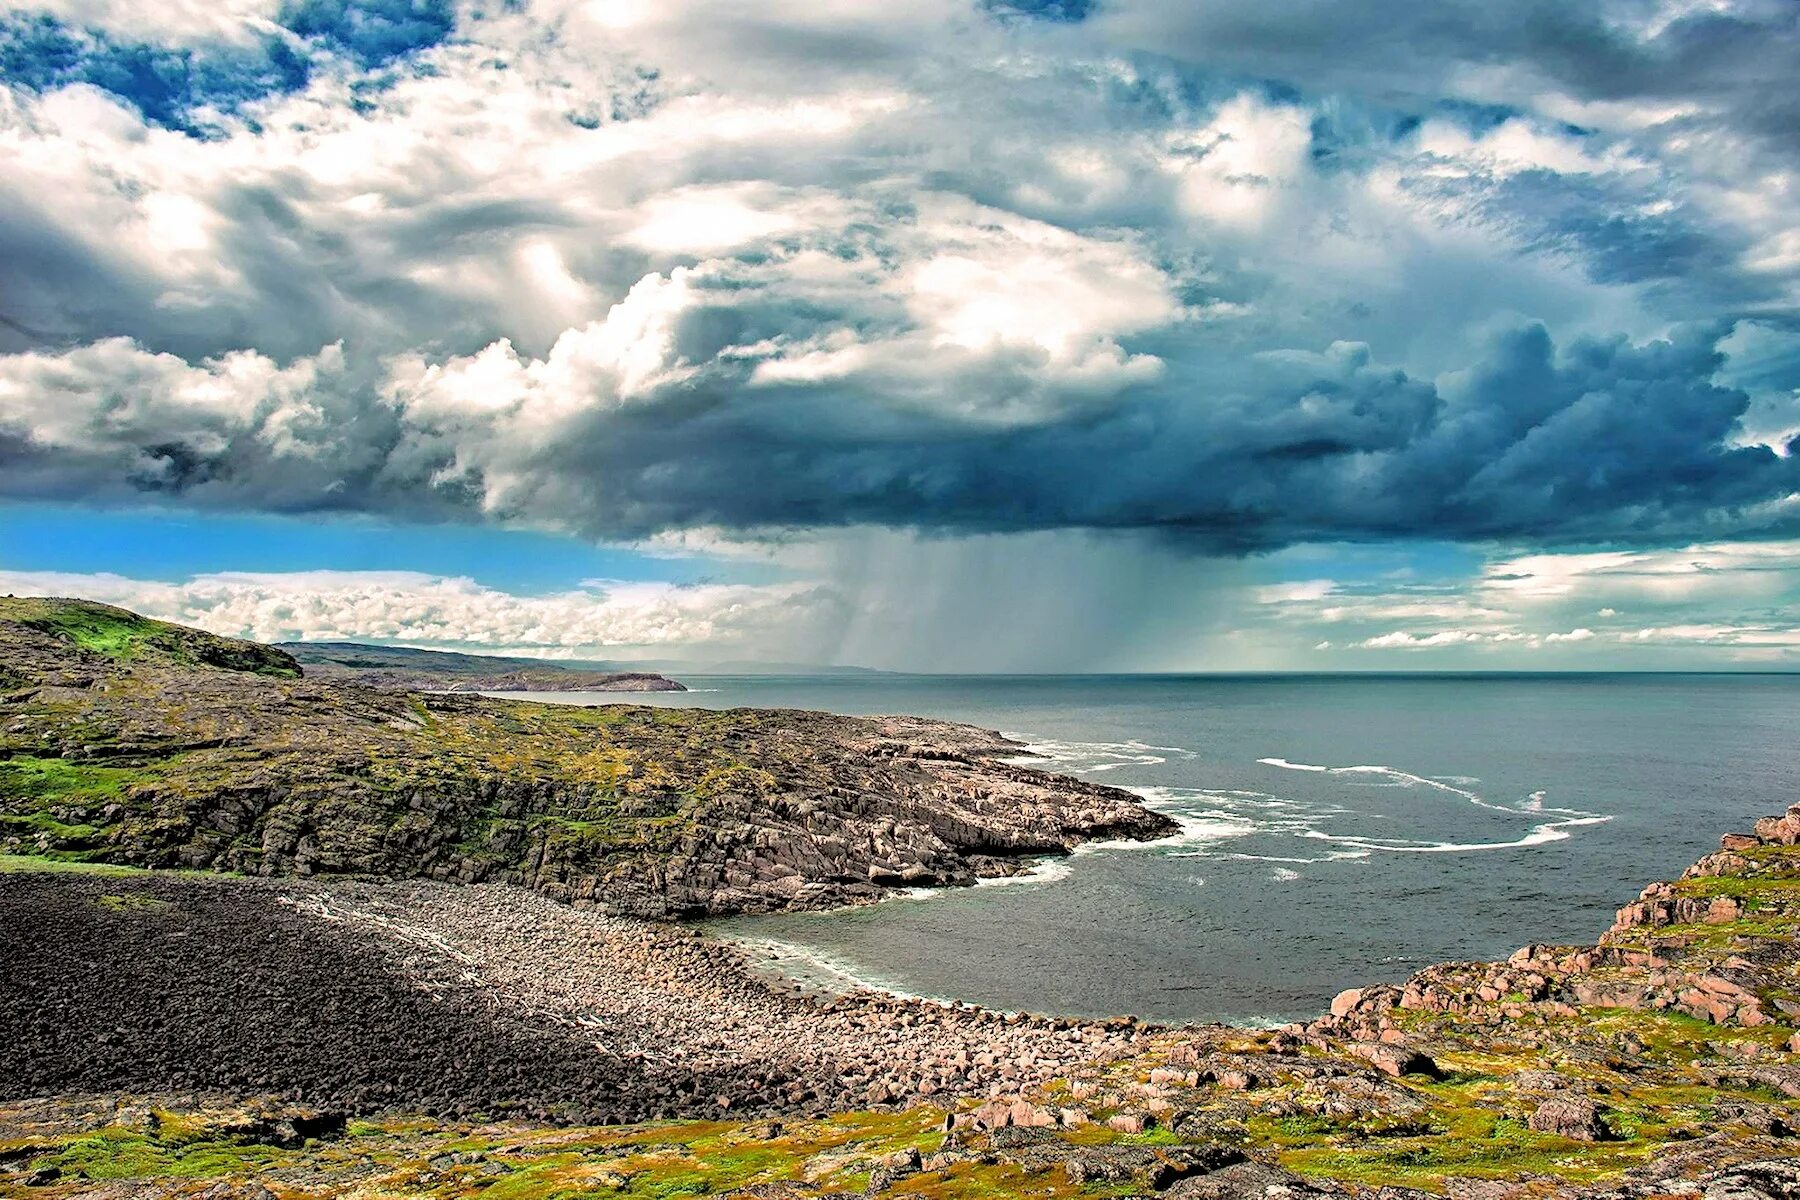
[
  {"left": 0, "top": 597, "right": 1176, "bottom": 916},
  {"left": 1311, "top": 806, "right": 1800, "bottom": 1041}
]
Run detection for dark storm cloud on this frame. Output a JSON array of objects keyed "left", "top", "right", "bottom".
[
  {"left": 1411, "top": 169, "right": 1761, "bottom": 306},
  {"left": 4, "top": 315, "right": 1794, "bottom": 553},
  {"left": 1094, "top": 0, "right": 1795, "bottom": 97},
  {"left": 1094, "top": 0, "right": 1800, "bottom": 165}
]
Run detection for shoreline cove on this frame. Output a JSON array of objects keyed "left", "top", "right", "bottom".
[{"left": 710, "top": 727, "right": 1628, "bottom": 1020}]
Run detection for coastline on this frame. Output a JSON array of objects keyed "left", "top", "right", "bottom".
[
  {"left": 10, "top": 603, "right": 1800, "bottom": 1195},
  {"left": 0, "top": 597, "right": 1182, "bottom": 917},
  {"left": 12, "top": 807, "right": 1800, "bottom": 1196}
]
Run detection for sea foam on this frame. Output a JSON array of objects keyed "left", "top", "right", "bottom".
[{"left": 1259, "top": 756, "right": 1613, "bottom": 853}]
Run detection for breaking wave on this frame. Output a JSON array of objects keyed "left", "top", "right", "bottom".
[
  {"left": 1257, "top": 757, "right": 1613, "bottom": 853},
  {"left": 1006, "top": 736, "right": 1198, "bottom": 774},
  {"left": 975, "top": 857, "right": 1075, "bottom": 887},
  {"left": 1006, "top": 739, "right": 1614, "bottom": 864}
]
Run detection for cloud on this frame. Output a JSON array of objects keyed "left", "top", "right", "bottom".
[
  {"left": 2, "top": 315, "right": 1793, "bottom": 550},
  {"left": 1, "top": 0, "right": 282, "bottom": 44},
  {"left": 0, "top": 337, "right": 412, "bottom": 513},
  {"left": 1252, "top": 538, "right": 1800, "bottom": 664},
  {"left": 1090, "top": 0, "right": 1800, "bottom": 174},
  {"left": 0, "top": 0, "right": 1796, "bottom": 586},
  {"left": 0, "top": 567, "right": 843, "bottom": 653},
  {"left": 0, "top": 0, "right": 459, "bottom": 134}
]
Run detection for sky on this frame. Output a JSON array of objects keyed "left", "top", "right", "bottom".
[{"left": 0, "top": 0, "right": 1798, "bottom": 670}]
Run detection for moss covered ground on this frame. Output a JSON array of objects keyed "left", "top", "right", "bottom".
[
  {"left": 3, "top": 596, "right": 299, "bottom": 677},
  {"left": 0, "top": 599, "right": 931, "bottom": 900}
]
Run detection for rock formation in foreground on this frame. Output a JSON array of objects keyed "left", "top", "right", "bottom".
[
  {"left": 9, "top": 810, "right": 1800, "bottom": 1197},
  {"left": 0, "top": 596, "right": 1176, "bottom": 916}
]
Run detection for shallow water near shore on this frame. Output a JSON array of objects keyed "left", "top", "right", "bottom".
[{"left": 493, "top": 673, "right": 1800, "bottom": 1026}]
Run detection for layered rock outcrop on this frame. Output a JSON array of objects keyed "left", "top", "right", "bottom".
[{"left": 0, "top": 597, "right": 1176, "bottom": 916}]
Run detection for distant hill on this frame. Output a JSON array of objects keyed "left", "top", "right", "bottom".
[
  {"left": 581, "top": 658, "right": 893, "bottom": 676},
  {"left": 275, "top": 641, "right": 686, "bottom": 693}
]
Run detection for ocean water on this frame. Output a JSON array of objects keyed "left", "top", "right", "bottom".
[{"left": 496, "top": 674, "right": 1800, "bottom": 1026}]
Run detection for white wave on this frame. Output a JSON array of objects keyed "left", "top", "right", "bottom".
[
  {"left": 859, "top": 854, "right": 1076, "bottom": 903},
  {"left": 1258, "top": 757, "right": 1327, "bottom": 772},
  {"left": 1262, "top": 757, "right": 1500, "bottom": 809},
  {"left": 1135, "top": 786, "right": 1350, "bottom": 829},
  {"left": 1221, "top": 850, "right": 1369, "bottom": 864},
  {"left": 1260, "top": 757, "right": 1606, "bottom": 819},
  {"left": 975, "top": 857, "right": 1075, "bottom": 887},
  {"left": 1300, "top": 813, "right": 1612, "bottom": 854},
  {"left": 1007, "top": 735, "right": 1197, "bottom": 774},
  {"left": 1116, "top": 786, "right": 1265, "bottom": 851},
  {"left": 1257, "top": 755, "right": 1613, "bottom": 853}
]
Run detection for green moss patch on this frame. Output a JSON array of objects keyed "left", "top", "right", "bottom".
[
  {"left": 0, "top": 756, "right": 149, "bottom": 803},
  {"left": 0, "top": 853, "right": 147, "bottom": 875},
  {"left": 0, "top": 597, "right": 299, "bottom": 678},
  {"left": 45, "top": 1129, "right": 284, "bottom": 1181}
]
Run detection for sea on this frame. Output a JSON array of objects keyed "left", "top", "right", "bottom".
[{"left": 492, "top": 674, "right": 1800, "bottom": 1026}]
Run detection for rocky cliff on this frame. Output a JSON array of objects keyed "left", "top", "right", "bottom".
[{"left": 0, "top": 597, "right": 1176, "bottom": 916}]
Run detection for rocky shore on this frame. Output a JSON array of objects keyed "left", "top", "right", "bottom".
[
  {"left": 0, "top": 597, "right": 1177, "bottom": 916},
  {"left": 12, "top": 809, "right": 1800, "bottom": 1196},
  {"left": 0, "top": 868, "right": 1151, "bottom": 1124}
]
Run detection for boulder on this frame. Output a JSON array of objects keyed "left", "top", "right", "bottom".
[
  {"left": 1008, "top": 1099, "right": 1058, "bottom": 1128},
  {"left": 1107, "top": 1111, "right": 1152, "bottom": 1134},
  {"left": 868, "top": 1147, "right": 922, "bottom": 1191},
  {"left": 1526, "top": 1095, "right": 1608, "bottom": 1141},
  {"left": 969, "top": 1097, "right": 1056, "bottom": 1130},
  {"left": 1347, "top": 1042, "right": 1439, "bottom": 1079},
  {"left": 1166, "top": 1161, "right": 1329, "bottom": 1199}
]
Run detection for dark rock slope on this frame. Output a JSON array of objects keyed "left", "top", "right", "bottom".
[
  {"left": 0, "top": 871, "right": 1150, "bottom": 1124},
  {"left": 0, "top": 597, "right": 1176, "bottom": 916},
  {"left": 0, "top": 873, "right": 639, "bottom": 1123}
]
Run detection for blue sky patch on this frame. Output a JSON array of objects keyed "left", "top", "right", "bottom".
[
  {"left": 0, "top": 503, "right": 790, "bottom": 594},
  {"left": 0, "top": 1, "right": 456, "bottom": 133},
  {"left": 278, "top": 0, "right": 456, "bottom": 70},
  {"left": 982, "top": 0, "right": 1094, "bottom": 23}
]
